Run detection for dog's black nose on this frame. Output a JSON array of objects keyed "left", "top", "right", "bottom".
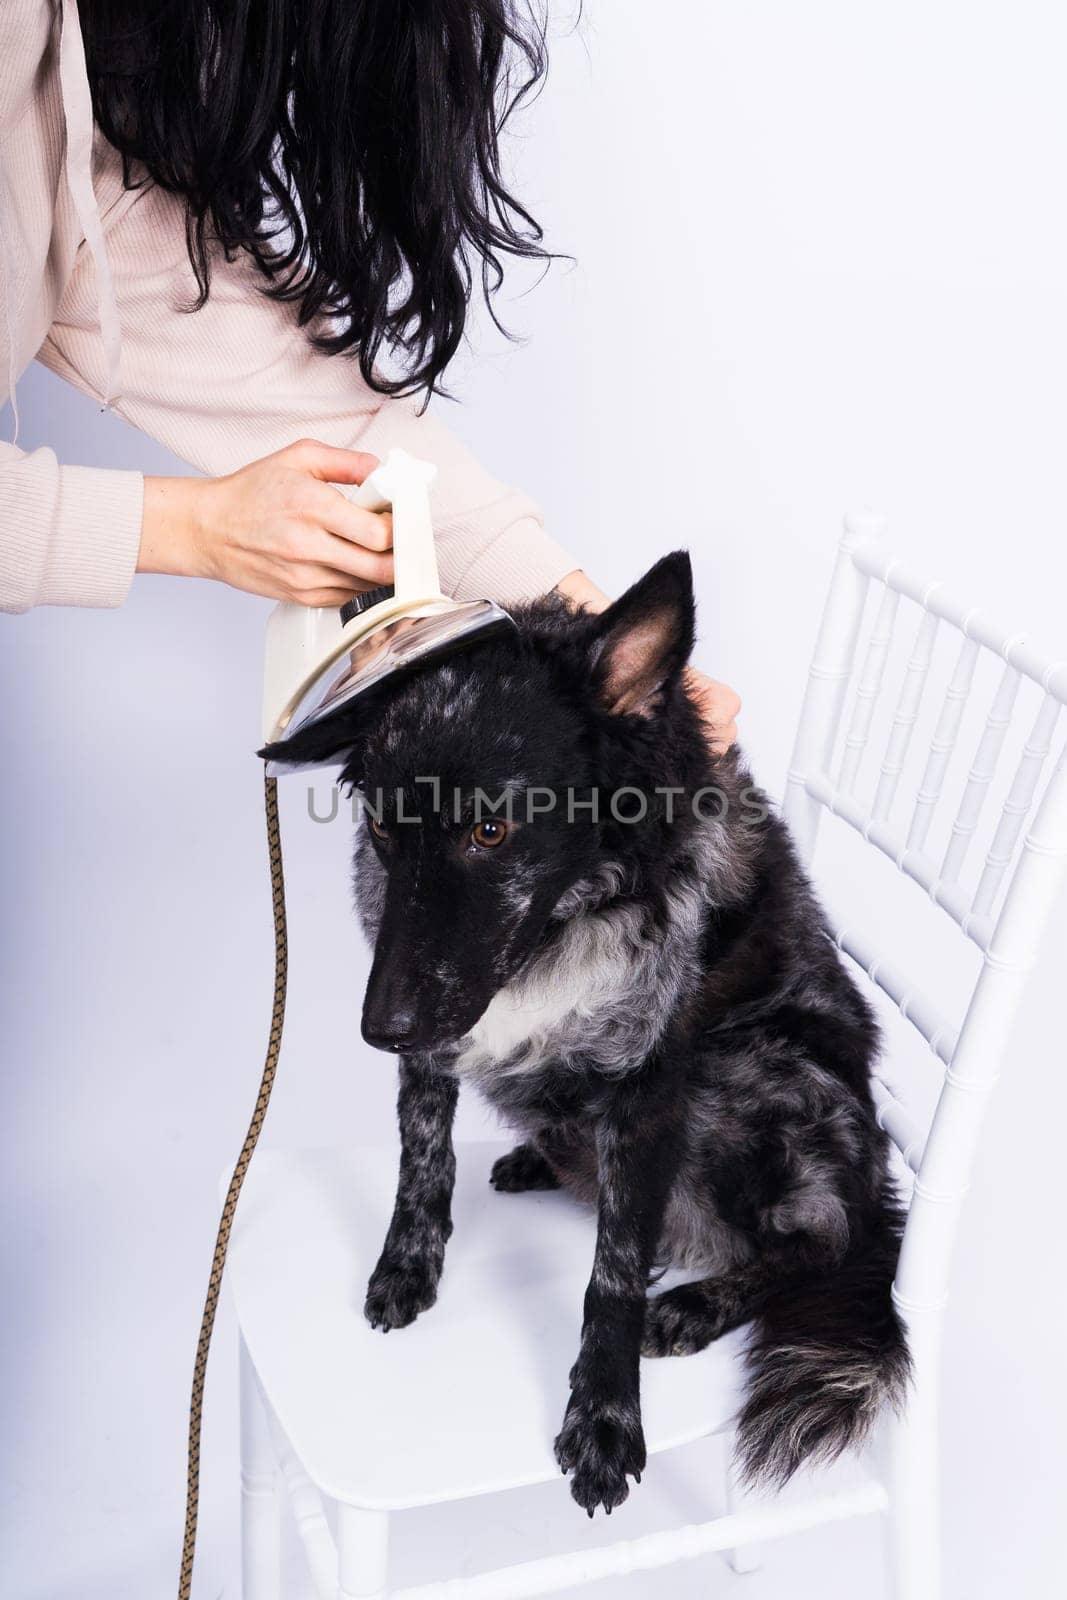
[
  {"left": 362, "top": 940, "right": 430, "bottom": 1053},
  {"left": 362, "top": 1007, "right": 419, "bottom": 1054}
]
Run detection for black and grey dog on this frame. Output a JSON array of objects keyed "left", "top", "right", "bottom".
[{"left": 264, "top": 553, "right": 909, "bottom": 1516}]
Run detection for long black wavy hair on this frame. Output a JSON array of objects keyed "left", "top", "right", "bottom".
[{"left": 81, "top": 0, "right": 552, "bottom": 396}]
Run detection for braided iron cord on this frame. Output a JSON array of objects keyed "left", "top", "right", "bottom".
[{"left": 178, "top": 772, "right": 288, "bottom": 1599}]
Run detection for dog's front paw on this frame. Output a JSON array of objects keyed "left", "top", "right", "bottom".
[
  {"left": 554, "top": 1390, "right": 646, "bottom": 1516},
  {"left": 364, "top": 1253, "right": 440, "bottom": 1332}
]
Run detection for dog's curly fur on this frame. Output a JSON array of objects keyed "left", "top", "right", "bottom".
[{"left": 263, "top": 552, "right": 910, "bottom": 1515}]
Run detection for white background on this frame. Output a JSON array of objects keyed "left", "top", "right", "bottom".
[{"left": 2, "top": 2, "right": 1066, "bottom": 1595}]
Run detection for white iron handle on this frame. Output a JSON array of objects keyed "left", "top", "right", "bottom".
[{"left": 343, "top": 448, "right": 442, "bottom": 603}]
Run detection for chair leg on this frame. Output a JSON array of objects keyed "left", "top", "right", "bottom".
[
  {"left": 337, "top": 1505, "right": 389, "bottom": 1600},
  {"left": 723, "top": 1434, "right": 762, "bottom": 1574},
  {"left": 885, "top": 1318, "right": 942, "bottom": 1600},
  {"left": 240, "top": 1337, "right": 282, "bottom": 1600}
]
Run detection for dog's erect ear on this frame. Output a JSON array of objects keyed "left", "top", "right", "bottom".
[{"left": 589, "top": 551, "right": 695, "bottom": 717}]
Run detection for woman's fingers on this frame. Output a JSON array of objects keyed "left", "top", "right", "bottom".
[
  {"left": 303, "top": 529, "right": 394, "bottom": 588},
  {"left": 280, "top": 560, "right": 371, "bottom": 606},
  {"left": 281, "top": 438, "right": 382, "bottom": 486},
  {"left": 304, "top": 480, "right": 394, "bottom": 550},
  {"left": 712, "top": 717, "right": 740, "bottom": 754},
  {"left": 278, "top": 481, "right": 395, "bottom": 590},
  {"left": 300, "top": 587, "right": 367, "bottom": 608},
  {"left": 685, "top": 669, "right": 742, "bottom": 754}
]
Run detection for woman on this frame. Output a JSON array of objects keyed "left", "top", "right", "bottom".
[{"left": 0, "top": 0, "right": 739, "bottom": 746}]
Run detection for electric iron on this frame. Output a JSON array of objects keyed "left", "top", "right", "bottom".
[{"left": 262, "top": 446, "right": 517, "bottom": 770}]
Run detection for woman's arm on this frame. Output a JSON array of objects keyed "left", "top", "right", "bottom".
[
  {"left": 39, "top": 141, "right": 576, "bottom": 610},
  {"left": 0, "top": 439, "right": 143, "bottom": 613}
]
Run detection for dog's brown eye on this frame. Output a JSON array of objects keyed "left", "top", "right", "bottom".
[
  {"left": 368, "top": 815, "right": 390, "bottom": 841},
  {"left": 471, "top": 818, "right": 508, "bottom": 849}
]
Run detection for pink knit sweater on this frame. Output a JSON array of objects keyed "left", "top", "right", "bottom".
[{"left": 0, "top": 0, "right": 577, "bottom": 614}]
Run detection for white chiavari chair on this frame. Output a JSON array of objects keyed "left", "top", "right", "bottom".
[{"left": 784, "top": 512, "right": 1067, "bottom": 1600}]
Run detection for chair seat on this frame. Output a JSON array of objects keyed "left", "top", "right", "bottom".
[{"left": 226, "top": 1142, "right": 746, "bottom": 1511}]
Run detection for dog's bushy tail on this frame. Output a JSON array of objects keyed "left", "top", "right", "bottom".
[{"left": 736, "top": 1216, "right": 911, "bottom": 1486}]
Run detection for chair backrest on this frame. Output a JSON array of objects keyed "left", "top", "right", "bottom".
[{"left": 784, "top": 514, "right": 1067, "bottom": 1332}]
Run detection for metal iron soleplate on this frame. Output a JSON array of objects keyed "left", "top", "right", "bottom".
[{"left": 267, "top": 599, "right": 516, "bottom": 769}]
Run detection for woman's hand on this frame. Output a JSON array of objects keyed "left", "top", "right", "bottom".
[
  {"left": 138, "top": 439, "right": 394, "bottom": 605},
  {"left": 554, "top": 568, "right": 742, "bottom": 754},
  {"left": 683, "top": 668, "right": 741, "bottom": 754}
]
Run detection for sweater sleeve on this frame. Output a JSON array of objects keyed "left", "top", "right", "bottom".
[
  {"left": 0, "top": 440, "right": 144, "bottom": 613},
  {"left": 37, "top": 146, "right": 580, "bottom": 607}
]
